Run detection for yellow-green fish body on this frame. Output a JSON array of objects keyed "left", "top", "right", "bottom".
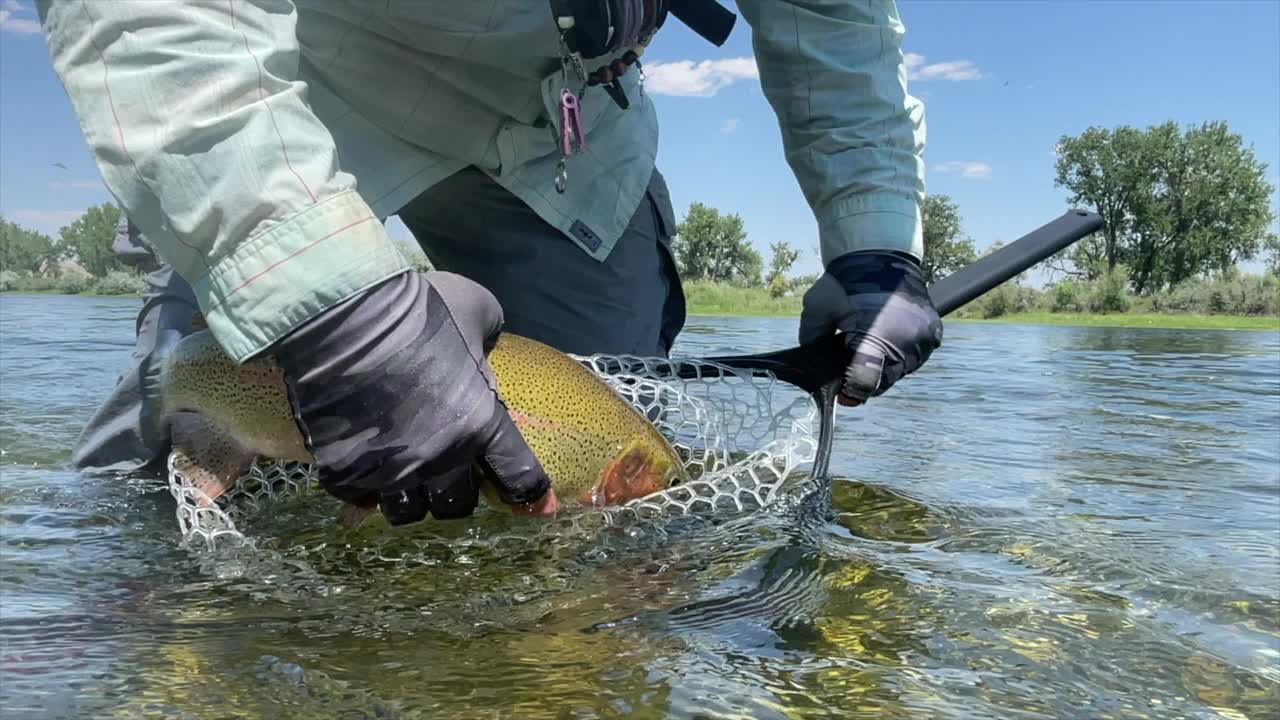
[{"left": 159, "top": 326, "right": 687, "bottom": 524}]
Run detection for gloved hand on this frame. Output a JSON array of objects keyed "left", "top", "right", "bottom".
[
  {"left": 799, "top": 250, "right": 943, "bottom": 406},
  {"left": 270, "top": 270, "right": 553, "bottom": 526}
]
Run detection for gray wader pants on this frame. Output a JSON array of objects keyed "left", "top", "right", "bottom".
[{"left": 71, "top": 167, "right": 687, "bottom": 475}]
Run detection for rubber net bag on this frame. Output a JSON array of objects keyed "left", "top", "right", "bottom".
[{"left": 167, "top": 352, "right": 822, "bottom": 551}]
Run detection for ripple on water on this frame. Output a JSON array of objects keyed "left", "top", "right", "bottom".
[{"left": 2, "top": 297, "right": 1279, "bottom": 719}]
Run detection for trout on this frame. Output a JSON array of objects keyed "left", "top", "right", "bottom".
[{"left": 159, "top": 320, "right": 687, "bottom": 526}]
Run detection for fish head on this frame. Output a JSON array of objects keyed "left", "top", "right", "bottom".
[{"left": 577, "top": 433, "right": 688, "bottom": 508}]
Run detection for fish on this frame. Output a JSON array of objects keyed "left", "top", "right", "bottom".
[{"left": 158, "top": 316, "right": 688, "bottom": 527}]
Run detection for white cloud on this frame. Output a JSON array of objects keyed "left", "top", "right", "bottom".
[
  {"left": 6, "top": 209, "right": 84, "bottom": 235},
  {"left": 904, "top": 53, "right": 983, "bottom": 82},
  {"left": 933, "top": 161, "right": 992, "bottom": 179},
  {"left": 0, "top": 0, "right": 41, "bottom": 34},
  {"left": 48, "top": 179, "right": 105, "bottom": 191},
  {"left": 642, "top": 52, "right": 978, "bottom": 96},
  {"left": 720, "top": 117, "right": 740, "bottom": 134},
  {"left": 643, "top": 57, "right": 758, "bottom": 97}
]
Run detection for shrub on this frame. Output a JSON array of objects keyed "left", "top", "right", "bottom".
[
  {"left": 1155, "top": 274, "right": 1279, "bottom": 315},
  {"left": 58, "top": 273, "right": 93, "bottom": 294},
  {"left": 0, "top": 270, "right": 17, "bottom": 292},
  {"left": 768, "top": 274, "right": 789, "bottom": 299},
  {"left": 982, "top": 287, "right": 1010, "bottom": 318},
  {"left": 1049, "top": 280, "right": 1084, "bottom": 313},
  {"left": 1088, "top": 265, "right": 1131, "bottom": 313},
  {"left": 93, "top": 270, "right": 148, "bottom": 296},
  {"left": 409, "top": 254, "right": 433, "bottom": 273}
]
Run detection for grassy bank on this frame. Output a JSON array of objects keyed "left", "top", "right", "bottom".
[
  {"left": 5, "top": 273, "right": 1276, "bottom": 332},
  {"left": 683, "top": 281, "right": 803, "bottom": 317},
  {"left": 683, "top": 277, "right": 1279, "bottom": 331},
  {"left": 951, "top": 312, "right": 1278, "bottom": 331},
  {"left": 1, "top": 270, "right": 147, "bottom": 297}
]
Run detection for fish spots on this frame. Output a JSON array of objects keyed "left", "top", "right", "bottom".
[
  {"left": 169, "top": 413, "right": 256, "bottom": 504},
  {"left": 162, "top": 328, "right": 684, "bottom": 521},
  {"left": 161, "top": 330, "right": 310, "bottom": 465}
]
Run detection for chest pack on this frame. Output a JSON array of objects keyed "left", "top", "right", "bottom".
[
  {"left": 546, "top": 0, "right": 737, "bottom": 191},
  {"left": 550, "top": 0, "right": 735, "bottom": 61}
]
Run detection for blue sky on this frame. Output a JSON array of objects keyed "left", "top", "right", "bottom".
[{"left": 3, "top": 0, "right": 1277, "bottom": 283}]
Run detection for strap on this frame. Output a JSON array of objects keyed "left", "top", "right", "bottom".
[{"left": 668, "top": 0, "right": 735, "bottom": 47}]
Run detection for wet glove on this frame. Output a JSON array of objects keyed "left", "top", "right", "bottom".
[
  {"left": 270, "top": 270, "right": 552, "bottom": 526},
  {"left": 799, "top": 250, "right": 943, "bottom": 405}
]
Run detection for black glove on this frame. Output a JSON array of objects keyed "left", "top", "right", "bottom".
[
  {"left": 270, "top": 270, "right": 551, "bottom": 526},
  {"left": 799, "top": 250, "right": 943, "bottom": 405}
]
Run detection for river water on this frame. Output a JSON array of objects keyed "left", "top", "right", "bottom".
[{"left": 2, "top": 293, "right": 1278, "bottom": 719}]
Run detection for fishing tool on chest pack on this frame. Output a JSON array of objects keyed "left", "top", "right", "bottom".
[{"left": 548, "top": 0, "right": 737, "bottom": 192}]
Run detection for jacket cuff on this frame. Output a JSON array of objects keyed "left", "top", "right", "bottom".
[
  {"left": 819, "top": 194, "right": 924, "bottom": 267},
  {"left": 191, "top": 190, "right": 411, "bottom": 363}
]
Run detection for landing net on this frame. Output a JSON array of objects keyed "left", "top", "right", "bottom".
[{"left": 168, "top": 352, "right": 822, "bottom": 551}]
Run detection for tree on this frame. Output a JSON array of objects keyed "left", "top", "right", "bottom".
[
  {"left": 0, "top": 218, "right": 58, "bottom": 274},
  {"left": 1052, "top": 121, "right": 1275, "bottom": 294},
  {"left": 672, "top": 202, "right": 763, "bottom": 286},
  {"left": 1051, "top": 125, "right": 1150, "bottom": 278},
  {"left": 765, "top": 241, "right": 800, "bottom": 296},
  {"left": 1264, "top": 233, "right": 1280, "bottom": 277},
  {"left": 1132, "top": 121, "right": 1276, "bottom": 292},
  {"left": 59, "top": 203, "right": 123, "bottom": 277},
  {"left": 920, "top": 194, "right": 977, "bottom": 283}
]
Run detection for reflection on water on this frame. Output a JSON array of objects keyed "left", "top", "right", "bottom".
[{"left": 2, "top": 295, "right": 1278, "bottom": 719}]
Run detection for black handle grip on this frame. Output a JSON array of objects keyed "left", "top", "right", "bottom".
[{"left": 929, "top": 209, "right": 1101, "bottom": 316}]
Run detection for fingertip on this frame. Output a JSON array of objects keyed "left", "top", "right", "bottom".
[
  {"left": 484, "top": 461, "right": 552, "bottom": 506},
  {"left": 511, "top": 487, "right": 560, "bottom": 517},
  {"left": 479, "top": 405, "right": 552, "bottom": 506},
  {"left": 380, "top": 482, "right": 434, "bottom": 526}
]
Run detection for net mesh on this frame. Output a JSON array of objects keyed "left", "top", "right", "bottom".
[{"left": 167, "top": 352, "right": 822, "bottom": 551}]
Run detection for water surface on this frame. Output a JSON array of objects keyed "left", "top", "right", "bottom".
[{"left": 2, "top": 293, "right": 1278, "bottom": 719}]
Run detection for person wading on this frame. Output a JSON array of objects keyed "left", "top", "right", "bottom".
[{"left": 37, "top": 0, "right": 942, "bottom": 527}]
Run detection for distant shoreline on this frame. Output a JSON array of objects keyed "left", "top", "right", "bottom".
[
  {"left": 1, "top": 289, "right": 142, "bottom": 298},
  {"left": 4, "top": 290, "right": 1275, "bottom": 332},
  {"left": 684, "top": 308, "right": 1278, "bottom": 331},
  {"left": 679, "top": 280, "right": 1279, "bottom": 332}
]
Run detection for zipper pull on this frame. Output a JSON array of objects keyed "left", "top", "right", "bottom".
[
  {"left": 556, "top": 88, "right": 586, "bottom": 194},
  {"left": 560, "top": 88, "right": 586, "bottom": 154}
]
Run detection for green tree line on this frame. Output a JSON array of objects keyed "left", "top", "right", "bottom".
[
  {"left": 670, "top": 201, "right": 815, "bottom": 298},
  {"left": 1, "top": 202, "right": 150, "bottom": 295},
  {"left": 1048, "top": 120, "right": 1277, "bottom": 292},
  {"left": 669, "top": 117, "right": 1278, "bottom": 318},
  {"left": 2, "top": 203, "right": 127, "bottom": 276}
]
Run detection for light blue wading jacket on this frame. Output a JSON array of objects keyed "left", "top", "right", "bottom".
[{"left": 36, "top": 1, "right": 926, "bottom": 363}]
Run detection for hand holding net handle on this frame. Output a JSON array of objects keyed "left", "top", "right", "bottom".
[
  {"left": 686, "top": 208, "right": 1103, "bottom": 479},
  {"left": 692, "top": 209, "right": 1104, "bottom": 393}
]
